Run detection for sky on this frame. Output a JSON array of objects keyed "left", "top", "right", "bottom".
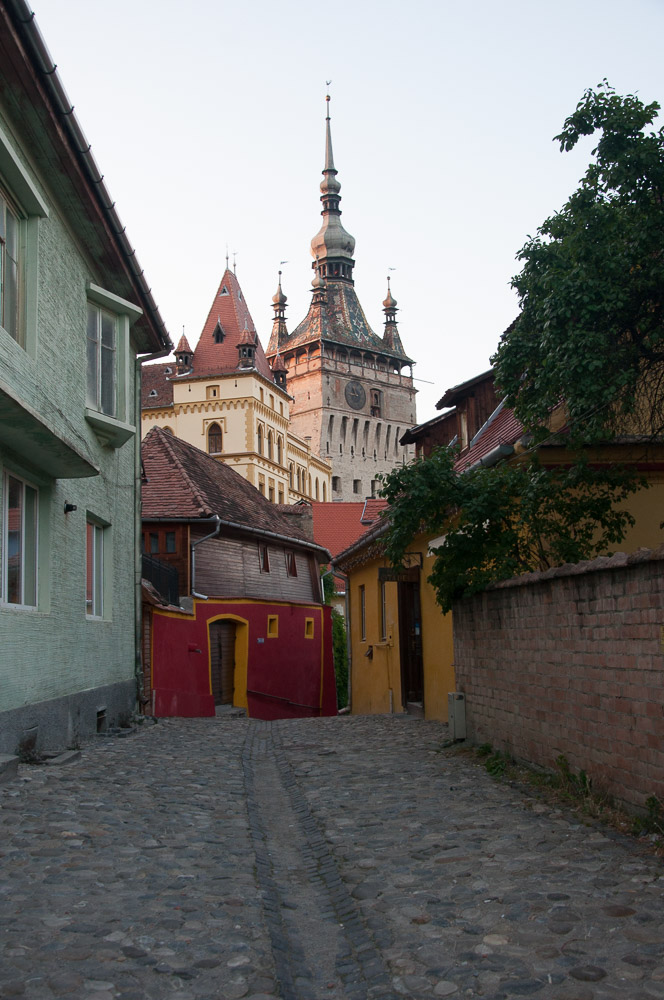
[{"left": 33, "top": 0, "right": 664, "bottom": 422}]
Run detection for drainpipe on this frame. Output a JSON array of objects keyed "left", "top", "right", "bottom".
[
  {"left": 190, "top": 516, "right": 222, "bottom": 599},
  {"left": 134, "top": 347, "right": 172, "bottom": 712}
]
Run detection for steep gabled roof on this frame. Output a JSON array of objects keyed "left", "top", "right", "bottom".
[
  {"left": 192, "top": 269, "right": 275, "bottom": 381},
  {"left": 142, "top": 428, "right": 328, "bottom": 556},
  {"left": 436, "top": 369, "right": 494, "bottom": 410}
]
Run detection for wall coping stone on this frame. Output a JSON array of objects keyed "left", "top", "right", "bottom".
[{"left": 476, "top": 544, "right": 664, "bottom": 595}]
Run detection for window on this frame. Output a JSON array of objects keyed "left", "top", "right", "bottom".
[
  {"left": 286, "top": 551, "right": 297, "bottom": 577},
  {"left": 0, "top": 189, "right": 19, "bottom": 342},
  {"left": 267, "top": 614, "right": 278, "bottom": 637},
  {"left": 268, "top": 484, "right": 275, "bottom": 502},
  {"left": 86, "top": 520, "right": 105, "bottom": 618},
  {"left": 87, "top": 303, "right": 117, "bottom": 417},
  {"left": 208, "top": 422, "right": 222, "bottom": 454},
  {"left": 86, "top": 283, "right": 141, "bottom": 446},
  {"left": 332, "top": 476, "right": 341, "bottom": 493},
  {"left": 165, "top": 531, "right": 176, "bottom": 553},
  {"left": 267, "top": 430, "right": 273, "bottom": 460},
  {"left": 278, "top": 486, "right": 284, "bottom": 504},
  {"left": 304, "top": 617, "right": 314, "bottom": 639},
  {"left": 359, "top": 585, "right": 366, "bottom": 641},
  {"left": 2, "top": 472, "right": 37, "bottom": 607},
  {"left": 257, "top": 424, "right": 263, "bottom": 455},
  {"left": 322, "top": 482, "right": 327, "bottom": 501},
  {"left": 277, "top": 436, "right": 283, "bottom": 465},
  {"left": 380, "top": 581, "right": 387, "bottom": 640},
  {"left": 353, "top": 479, "right": 361, "bottom": 494},
  {"left": 149, "top": 532, "right": 159, "bottom": 554},
  {"left": 259, "top": 544, "right": 270, "bottom": 572},
  {"left": 206, "top": 385, "right": 219, "bottom": 399}
]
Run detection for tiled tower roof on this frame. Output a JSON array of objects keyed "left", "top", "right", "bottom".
[{"left": 193, "top": 268, "right": 274, "bottom": 381}]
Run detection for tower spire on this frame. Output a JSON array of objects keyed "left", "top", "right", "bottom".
[{"left": 310, "top": 92, "right": 356, "bottom": 283}]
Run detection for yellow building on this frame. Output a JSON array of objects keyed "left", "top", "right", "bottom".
[
  {"left": 333, "top": 524, "right": 455, "bottom": 721},
  {"left": 141, "top": 268, "right": 331, "bottom": 504}
]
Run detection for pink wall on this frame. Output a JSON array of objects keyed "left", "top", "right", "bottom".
[
  {"left": 149, "top": 598, "right": 337, "bottom": 721},
  {"left": 453, "top": 547, "right": 664, "bottom": 812}
]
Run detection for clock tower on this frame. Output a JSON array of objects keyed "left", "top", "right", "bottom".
[{"left": 266, "top": 96, "right": 416, "bottom": 502}]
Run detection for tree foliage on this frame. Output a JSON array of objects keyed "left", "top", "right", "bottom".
[
  {"left": 493, "top": 82, "right": 664, "bottom": 446},
  {"left": 380, "top": 447, "right": 642, "bottom": 614}
]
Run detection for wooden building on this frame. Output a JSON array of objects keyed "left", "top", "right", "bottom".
[{"left": 141, "top": 427, "right": 337, "bottom": 720}]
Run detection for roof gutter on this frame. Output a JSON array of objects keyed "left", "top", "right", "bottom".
[
  {"left": 463, "top": 443, "right": 515, "bottom": 473},
  {"left": 145, "top": 515, "right": 332, "bottom": 562},
  {"left": 7, "top": 1, "right": 172, "bottom": 353}
]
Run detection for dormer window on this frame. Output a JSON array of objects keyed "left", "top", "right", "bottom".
[
  {"left": 149, "top": 389, "right": 158, "bottom": 398},
  {"left": 213, "top": 321, "right": 224, "bottom": 344},
  {"left": 220, "top": 285, "right": 229, "bottom": 296},
  {"left": 165, "top": 366, "right": 173, "bottom": 375}
]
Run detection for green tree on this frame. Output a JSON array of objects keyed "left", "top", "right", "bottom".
[
  {"left": 493, "top": 82, "right": 664, "bottom": 446},
  {"left": 380, "top": 448, "right": 641, "bottom": 613},
  {"left": 322, "top": 571, "right": 348, "bottom": 709}
]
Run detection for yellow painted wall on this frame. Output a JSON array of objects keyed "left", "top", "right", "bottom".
[
  {"left": 347, "top": 531, "right": 455, "bottom": 721},
  {"left": 141, "top": 371, "right": 331, "bottom": 503}
]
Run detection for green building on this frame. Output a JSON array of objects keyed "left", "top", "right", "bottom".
[{"left": 0, "top": 1, "right": 171, "bottom": 754}]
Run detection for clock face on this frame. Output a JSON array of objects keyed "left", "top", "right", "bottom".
[{"left": 345, "top": 380, "right": 366, "bottom": 410}]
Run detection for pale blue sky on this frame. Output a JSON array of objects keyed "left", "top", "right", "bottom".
[{"left": 35, "top": 0, "right": 664, "bottom": 420}]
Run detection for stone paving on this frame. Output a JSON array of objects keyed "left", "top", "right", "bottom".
[{"left": 1, "top": 714, "right": 663, "bottom": 1000}]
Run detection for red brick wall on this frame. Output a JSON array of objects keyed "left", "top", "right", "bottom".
[{"left": 452, "top": 547, "right": 664, "bottom": 811}]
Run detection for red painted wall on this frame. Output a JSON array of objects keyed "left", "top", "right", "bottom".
[{"left": 149, "top": 598, "right": 337, "bottom": 721}]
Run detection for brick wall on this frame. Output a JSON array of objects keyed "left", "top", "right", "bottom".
[{"left": 452, "top": 547, "right": 664, "bottom": 812}]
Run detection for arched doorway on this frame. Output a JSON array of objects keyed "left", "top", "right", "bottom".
[{"left": 209, "top": 619, "right": 236, "bottom": 705}]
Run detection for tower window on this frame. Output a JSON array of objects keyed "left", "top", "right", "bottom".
[
  {"left": 332, "top": 476, "right": 341, "bottom": 492},
  {"left": 213, "top": 322, "right": 224, "bottom": 343},
  {"left": 353, "top": 479, "right": 361, "bottom": 494}
]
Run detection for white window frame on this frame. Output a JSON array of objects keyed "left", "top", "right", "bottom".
[
  {"left": 1, "top": 470, "right": 38, "bottom": 608},
  {"left": 85, "top": 283, "right": 142, "bottom": 447},
  {"left": 0, "top": 123, "right": 48, "bottom": 356},
  {"left": 86, "top": 518, "right": 107, "bottom": 619}
]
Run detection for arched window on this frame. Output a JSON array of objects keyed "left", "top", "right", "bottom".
[
  {"left": 289, "top": 463, "right": 294, "bottom": 488},
  {"left": 267, "top": 430, "right": 273, "bottom": 461},
  {"left": 277, "top": 436, "right": 283, "bottom": 465},
  {"left": 315, "top": 479, "right": 319, "bottom": 500},
  {"left": 322, "top": 481, "right": 327, "bottom": 501},
  {"left": 208, "top": 422, "right": 222, "bottom": 454},
  {"left": 297, "top": 468, "right": 301, "bottom": 492},
  {"left": 257, "top": 424, "right": 263, "bottom": 455}
]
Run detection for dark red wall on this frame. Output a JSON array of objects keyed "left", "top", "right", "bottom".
[{"left": 148, "top": 598, "right": 337, "bottom": 721}]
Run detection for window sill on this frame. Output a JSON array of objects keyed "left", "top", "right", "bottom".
[{"left": 85, "top": 409, "right": 135, "bottom": 448}]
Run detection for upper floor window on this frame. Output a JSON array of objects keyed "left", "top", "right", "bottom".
[
  {"left": 87, "top": 303, "right": 116, "bottom": 417},
  {"left": 0, "top": 189, "right": 19, "bottom": 343},
  {"left": 257, "top": 423, "right": 263, "bottom": 455},
  {"left": 259, "top": 543, "right": 270, "bottom": 573},
  {"left": 86, "top": 519, "right": 106, "bottom": 618},
  {"left": 208, "top": 422, "right": 222, "bottom": 454},
  {"left": 267, "top": 430, "right": 273, "bottom": 461},
  {"left": 286, "top": 551, "right": 297, "bottom": 577},
  {"left": 2, "top": 471, "right": 38, "bottom": 608},
  {"left": 277, "top": 436, "right": 283, "bottom": 465}
]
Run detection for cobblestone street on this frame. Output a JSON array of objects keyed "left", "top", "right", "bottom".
[{"left": 1, "top": 715, "right": 663, "bottom": 1000}]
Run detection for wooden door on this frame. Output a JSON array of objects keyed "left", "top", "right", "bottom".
[
  {"left": 398, "top": 579, "right": 424, "bottom": 713},
  {"left": 209, "top": 620, "right": 236, "bottom": 705}
]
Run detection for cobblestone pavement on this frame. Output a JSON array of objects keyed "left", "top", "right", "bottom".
[{"left": 1, "top": 715, "right": 663, "bottom": 1000}]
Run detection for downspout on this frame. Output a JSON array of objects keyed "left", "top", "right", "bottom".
[
  {"left": 134, "top": 347, "right": 172, "bottom": 713},
  {"left": 190, "top": 516, "right": 222, "bottom": 599}
]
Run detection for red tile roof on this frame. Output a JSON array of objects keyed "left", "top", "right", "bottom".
[
  {"left": 455, "top": 402, "right": 524, "bottom": 471},
  {"left": 142, "top": 427, "right": 329, "bottom": 555},
  {"left": 142, "top": 361, "right": 175, "bottom": 409},
  {"left": 311, "top": 500, "right": 388, "bottom": 559},
  {"left": 193, "top": 269, "right": 275, "bottom": 381}
]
